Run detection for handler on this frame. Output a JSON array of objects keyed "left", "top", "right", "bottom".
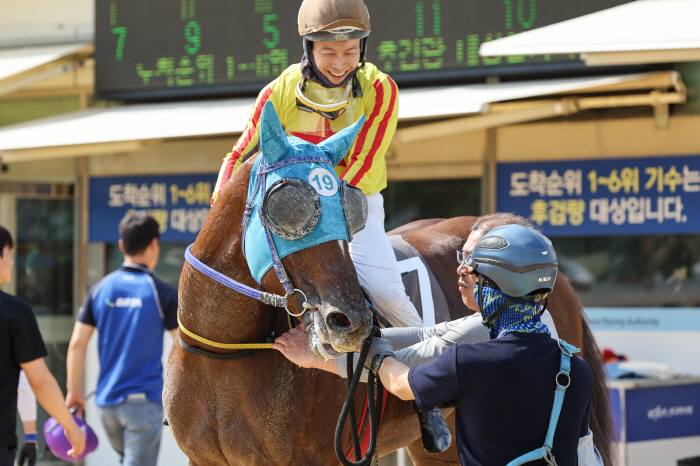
[
  {"left": 212, "top": 0, "right": 422, "bottom": 330},
  {"left": 275, "top": 222, "right": 603, "bottom": 465}
]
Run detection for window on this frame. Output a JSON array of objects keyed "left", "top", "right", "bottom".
[{"left": 551, "top": 235, "right": 700, "bottom": 307}]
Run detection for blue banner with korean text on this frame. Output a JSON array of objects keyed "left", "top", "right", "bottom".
[
  {"left": 89, "top": 174, "right": 218, "bottom": 242},
  {"left": 497, "top": 156, "right": 700, "bottom": 236}
]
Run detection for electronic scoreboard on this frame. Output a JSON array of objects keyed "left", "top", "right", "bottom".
[{"left": 95, "top": 0, "right": 630, "bottom": 99}]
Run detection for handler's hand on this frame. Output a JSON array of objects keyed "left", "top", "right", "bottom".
[
  {"left": 65, "top": 391, "right": 85, "bottom": 417},
  {"left": 273, "top": 326, "right": 320, "bottom": 369},
  {"left": 363, "top": 337, "right": 394, "bottom": 372}
]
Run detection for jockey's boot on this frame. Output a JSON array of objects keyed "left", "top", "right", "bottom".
[{"left": 414, "top": 402, "right": 451, "bottom": 453}]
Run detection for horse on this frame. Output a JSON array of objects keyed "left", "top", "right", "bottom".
[{"left": 164, "top": 105, "right": 614, "bottom": 465}]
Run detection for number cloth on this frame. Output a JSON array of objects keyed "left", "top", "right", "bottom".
[
  {"left": 77, "top": 264, "right": 177, "bottom": 407},
  {"left": 408, "top": 333, "right": 593, "bottom": 466},
  {"left": 212, "top": 62, "right": 398, "bottom": 202},
  {"left": 0, "top": 290, "right": 47, "bottom": 449}
]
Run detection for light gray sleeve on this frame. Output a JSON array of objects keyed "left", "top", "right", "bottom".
[
  {"left": 335, "top": 310, "right": 561, "bottom": 381},
  {"left": 577, "top": 429, "right": 604, "bottom": 466},
  {"left": 391, "top": 315, "right": 489, "bottom": 367},
  {"left": 335, "top": 314, "right": 490, "bottom": 381},
  {"left": 335, "top": 353, "right": 371, "bottom": 383},
  {"left": 380, "top": 321, "right": 453, "bottom": 350}
]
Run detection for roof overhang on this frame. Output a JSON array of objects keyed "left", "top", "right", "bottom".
[
  {"left": 0, "top": 43, "right": 93, "bottom": 97},
  {"left": 478, "top": 0, "right": 700, "bottom": 66},
  {"left": 0, "top": 71, "right": 686, "bottom": 162},
  {"left": 393, "top": 71, "right": 685, "bottom": 144}
]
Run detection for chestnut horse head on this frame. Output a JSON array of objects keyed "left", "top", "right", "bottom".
[{"left": 181, "top": 101, "right": 372, "bottom": 360}]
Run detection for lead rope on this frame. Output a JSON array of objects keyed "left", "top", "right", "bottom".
[{"left": 335, "top": 327, "right": 383, "bottom": 466}]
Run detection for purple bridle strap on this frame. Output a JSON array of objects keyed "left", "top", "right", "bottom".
[
  {"left": 258, "top": 171, "right": 295, "bottom": 295},
  {"left": 259, "top": 155, "right": 331, "bottom": 173},
  {"left": 184, "top": 244, "right": 288, "bottom": 308}
]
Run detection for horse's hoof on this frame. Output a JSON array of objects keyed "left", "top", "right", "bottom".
[
  {"left": 162, "top": 417, "right": 169, "bottom": 426},
  {"left": 416, "top": 406, "right": 452, "bottom": 454}
]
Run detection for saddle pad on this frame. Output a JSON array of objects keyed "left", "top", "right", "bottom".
[{"left": 389, "top": 234, "right": 451, "bottom": 327}]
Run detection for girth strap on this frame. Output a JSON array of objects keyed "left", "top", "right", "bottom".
[{"left": 505, "top": 339, "right": 580, "bottom": 466}]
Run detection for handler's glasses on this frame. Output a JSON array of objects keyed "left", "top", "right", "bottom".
[{"left": 456, "top": 250, "right": 475, "bottom": 267}]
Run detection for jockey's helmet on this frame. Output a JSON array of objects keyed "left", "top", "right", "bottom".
[
  {"left": 297, "top": 0, "right": 371, "bottom": 42},
  {"left": 466, "top": 224, "right": 558, "bottom": 301}
]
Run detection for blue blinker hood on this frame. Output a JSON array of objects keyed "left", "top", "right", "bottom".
[{"left": 242, "top": 101, "right": 366, "bottom": 284}]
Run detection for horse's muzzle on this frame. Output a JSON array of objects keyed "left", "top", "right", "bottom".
[{"left": 311, "top": 304, "right": 372, "bottom": 356}]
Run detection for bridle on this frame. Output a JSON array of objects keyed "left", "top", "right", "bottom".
[{"left": 177, "top": 155, "right": 341, "bottom": 359}]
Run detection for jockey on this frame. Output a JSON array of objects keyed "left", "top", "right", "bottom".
[{"left": 212, "top": 0, "right": 423, "bottom": 330}]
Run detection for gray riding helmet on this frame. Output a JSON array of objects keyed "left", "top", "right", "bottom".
[{"left": 468, "top": 224, "right": 558, "bottom": 300}]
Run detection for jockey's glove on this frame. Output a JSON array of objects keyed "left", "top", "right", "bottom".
[{"left": 363, "top": 337, "right": 394, "bottom": 374}]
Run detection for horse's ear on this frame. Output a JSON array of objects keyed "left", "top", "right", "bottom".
[
  {"left": 318, "top": 115, "right": 366, "bottom": 167},
  {"left": 259, "top": 101, "right": 292, "bottom": 164}
]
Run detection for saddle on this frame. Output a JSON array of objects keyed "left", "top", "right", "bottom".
[{"left": 390, "top": 234, "right": 451, "bottom": 327}]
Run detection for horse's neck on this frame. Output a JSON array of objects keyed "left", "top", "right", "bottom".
[{"left": 181, "top": 158, "right": 277, "bottom": 345}]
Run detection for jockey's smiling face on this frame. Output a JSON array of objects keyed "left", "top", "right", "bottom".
[
  {"left": 312, "top": 39, "right": 361, "bottom": 85},
  {"left": 457, "top": 231, "right": 483, "bottom": 313}
]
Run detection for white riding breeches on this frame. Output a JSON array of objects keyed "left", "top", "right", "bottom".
[
  {"left": 17, "top": 370, "right": 37, "bottom": 422},
  {"left": 349, "top": 193, "right": 423, "bottom": 328}
]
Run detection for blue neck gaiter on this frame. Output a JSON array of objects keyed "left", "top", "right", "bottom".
[{"left": 474, "top": 283, "right": 551, "bottom": 339}]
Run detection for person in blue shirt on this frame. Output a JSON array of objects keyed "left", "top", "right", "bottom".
[
  {"left": 66, "top": 212, "right": 178, "bottom": 466},
  {"left": 275, "top": 219, "right": 602, "bottom": 465}
]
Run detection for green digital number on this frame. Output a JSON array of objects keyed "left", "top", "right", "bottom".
[
  {"left": 504, "top": 0, "right": 536, "bottom": 29},
  {"left": 184, "top": 20, "right": 201, "bottom": 55},
  {"left": 111, "top": 27, "right": 127, "bottom": 60},
  {"left": 263, "top": 14, "right": 279, "bottom": 49},
  {"left": 517, "top": 0, "right": 536, "bottom": 28},
  {"left": 431, "top": 0, "right": 441, "bottom": 36},
  {"left": 504, "top": 0, "right": 513, "bottom": 29},
  {"left": 415, "top": 2, "right": 424, "bottom": 37}
]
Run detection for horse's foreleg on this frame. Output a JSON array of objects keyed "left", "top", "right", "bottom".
[{"left": 405, "top": 409, "right": 461, "bottom": 466}]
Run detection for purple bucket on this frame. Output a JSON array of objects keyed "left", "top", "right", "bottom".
[{"left": 43, "top": 414, "right": 99, "bottom": 462}]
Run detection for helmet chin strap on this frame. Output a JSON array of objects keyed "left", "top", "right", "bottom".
[{"left": 478, "top": 273, "right": 516, "bottom": 329}]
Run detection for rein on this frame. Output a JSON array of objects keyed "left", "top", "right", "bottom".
[{"left": 335, "top": 327, "right": 383, "bottom": 466}]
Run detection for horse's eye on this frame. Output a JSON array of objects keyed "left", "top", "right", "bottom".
[
  {"left": 262, "top": 178, "right": 321, "bottom": 240},
  {"left": 340, "top": 180, "right": 368, "bottom": 242}
]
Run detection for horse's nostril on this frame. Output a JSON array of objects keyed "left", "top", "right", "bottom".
[{"left": 325, "top": 311, "right": 353, "bottom": 333}]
